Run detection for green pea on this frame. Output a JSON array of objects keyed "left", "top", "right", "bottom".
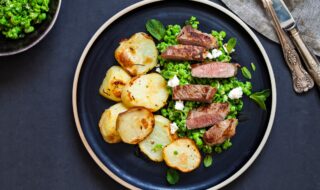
[
  {"left": 24, "top": 26, "right": 34, "bottom": 33},
  {"left": 219, "top": 31, "right": 226, "bottom": 38},
  {"left": 195, "top": 138, "right": 203, "bottom": 147}
]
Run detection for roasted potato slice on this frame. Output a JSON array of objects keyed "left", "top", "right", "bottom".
[
  {"left": 121, "top": 73, "right": 169, "bottom": 112},
  {"left": 99, "top": 66, "right": 131, "bottom": 102},
  {"left": 139, "top": 115, "right": 177, "bottom": 162},
  {"left": 117, "top": 107, "right": 155, "bottom": 144},
  {"left": 163, "top": 138, "right": 201, "bottom": 172},
  {"left": 115, "top": 32, "right": 158, "bottom": 76},
  {"left": 98, "top": 103, "right": 128, "bottom": 143}
]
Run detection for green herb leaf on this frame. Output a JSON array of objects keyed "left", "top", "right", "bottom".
[
  {"left": 249, "top": 89, "right": 271, "bottom": 110},
  {"left": 166, "top": 169, "right": 179, "bottom": 185},
  {"left": 241, "top": 66, "right": 252, "bottom": 79},
  {"left": 173, "top": 150, "right": 178, "bottom": 155},
  {"left": 152, "top": 144, "right": 163, "bottom": 152},
  {"left": 226, "top": 37, "right": 236, "bottom": 53},
  {"left": 146, "top": 19, "right": 166, "bottom": 41},
  {"left": 204, "top": 155, "right": 213, "bottom": 167},
  {"left": 251, "top": 62, "right": 256, "bottom": 71}
]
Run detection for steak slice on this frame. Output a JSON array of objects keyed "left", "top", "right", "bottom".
[
  {"left": 191, "top": 62, "right": 239, "bottom": 78},
  {"left": 203, "top": 118, "right": 238, "bottom": 146},
  {"left": 173, "top": 84, "right": 217, "bottom": 103},
  {"left": 177, "top": 25, "right": 218, "bottom": 49},
  {"left": 186, "top": 103, "right": 230, "bottom": 130},
  {"left": 161, "top": 45, "right": 207, "bottom": 61}
]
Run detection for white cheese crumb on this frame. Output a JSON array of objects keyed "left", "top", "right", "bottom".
[
  {"left": 170, "top": 122, "right": 179, "bottom": 134},
  {"left": 228, "top": 87, "right": 243, "bottom": 100},
  {"left": 174, "top": 100, "right": 184, "bottom": 111},
  {"left": 167, "top": 75, "right": 180, "bottom": 87},
  {"left": 211, "top": 49, "right": 223, "bottom": 58},
  {"left": 155, "top": 67, "right": 161, "bottom": 73},
  {"left": 206, "top": 52, "right": 214, "bottom": 59},
  {"left": 223, "top": 43, "right": 235, "bottom": 53}
]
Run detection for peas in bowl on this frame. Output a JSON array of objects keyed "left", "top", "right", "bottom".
[{"left": 0, "top": 0, "right": 61, "bottom": 56}]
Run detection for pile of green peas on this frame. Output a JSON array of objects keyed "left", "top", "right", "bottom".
[{"left": 0, "top": 0, "right": 50, "bottom": 39}]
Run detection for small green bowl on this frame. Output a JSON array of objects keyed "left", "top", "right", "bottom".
[{"left": 0, "top": 0, "right": 61, "bottom": 56}]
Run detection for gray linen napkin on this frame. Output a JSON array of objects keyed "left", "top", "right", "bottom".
[{"left": 221, "top": 0, "right": 320, "bottom": 56}]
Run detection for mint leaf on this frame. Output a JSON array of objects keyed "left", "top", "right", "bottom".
[
  {"left": 241, "top": 66, "right": 252, "bottom": 79},
  {"left": 251, "top": 62, "right": 256, "bottom": 71},
  {"left": 226, "top": 37, "right": 236, "bottom": 53},
  {"left": 146, "top": 19, "right": 166, "bottom": 41},
  {"left": 166, "top": 169, "right": 179, "bottom": 185},
  {"left": 204, "top": 155, "right": 213, "bottom": 168},
  {"left": 249, "top": 89, "right": 271, "bottom": 110}
]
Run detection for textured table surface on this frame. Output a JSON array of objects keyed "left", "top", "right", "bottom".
[{"left": 0, "top": 0, "right": 319, "bottom": 189}]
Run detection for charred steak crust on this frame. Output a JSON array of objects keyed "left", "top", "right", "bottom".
[
  {"left": 161, "top": 45, "right": 207, "bottom": 61},
  {"left": 172, "top": 84, "right": 217, "bottom": 103},
  {"left": 203, "top": 118, "right": 238, "bottom": 146},
  {"left": 191, "top": 62, "right": 240, "bottom": 78},
  {"left": 186, "top": 103, "right": 230, "bottom": 130},
  {"left": 177, "top": 25, "right": 218, "bottom": 49}
]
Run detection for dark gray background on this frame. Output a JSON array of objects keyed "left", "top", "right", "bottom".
[{"left": 0, "top": 0, "right": 319, "bottom": 189}]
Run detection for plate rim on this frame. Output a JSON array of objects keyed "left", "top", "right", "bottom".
[{"left": 72, "top": 0, "right": 277, "bottom": 189}]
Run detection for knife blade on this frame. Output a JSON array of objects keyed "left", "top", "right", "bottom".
[
  {"left": 271, "top": 0, "right": 320, "bottom": 88},
  {"left": 271, "top": 0, "right": 295, "bottom": 29}
]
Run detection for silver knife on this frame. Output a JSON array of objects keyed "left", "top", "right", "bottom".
[
  {"left": 262, "top": 0, "right": 314, "bottom": 93},
  {"left": 272, "top": 0, "right": 320, "bottom": 88}
]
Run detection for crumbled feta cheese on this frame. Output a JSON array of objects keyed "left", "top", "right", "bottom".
[
  {"left": 174, "top": 101, "right": 184, "bottom": 110},
  {"left": 155, "top": 67, "right": 161, "bottom": 73},
  {"left": 167, "top": 75, "right": 180, "bottom": 87},
  {"left": 228, "top": 87, "right": 243, "bottom": 99},
  {"left": 206, "top": 52, "right": 214, "bottom": 59},
  {"left": 223, "top": 43, "right": 235, "bottom": 53},
  {"left": 211, "top": 49, "right": 223, "bottom": 58},
  {"left": 170, "top": 122, "right": 179, "bottom": 134}
]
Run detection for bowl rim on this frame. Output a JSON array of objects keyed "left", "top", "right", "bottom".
[
  {"left": 0, "top": 0, "right": 62, "bottom": 56},
  {"left": 72, "top": 0, "right": 277, "bottom": 189}
]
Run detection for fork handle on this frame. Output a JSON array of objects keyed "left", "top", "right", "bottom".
[
  {"left": 288, "top": 28, "right": 320, "bottom": 88},
  {"left": 262, "top": 0, "right": 314, "bottom": 93}
]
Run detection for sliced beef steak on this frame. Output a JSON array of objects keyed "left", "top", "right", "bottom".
[
  {"left": 191, "top": 62, "right": 239, "bottom": 78},
  {"left": 177, "top": 25, "right": 218, "bottom": 49},
  {"left": 186, "top": 103, "right": 230, "bottom": 130},
  {"left": 161, "top": 45, "right": 207, "bottom": 61},
  {"left": 203, "top": 118, "right": 238, "bottom": 146},
  {"left": 173, "top": 84, "right": 216, "bottom": 103}
]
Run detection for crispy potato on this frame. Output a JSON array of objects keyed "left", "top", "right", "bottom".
[
  {"left": 139, "top": 115, "right": 177, "bottom": 162},
  {"left": 98, "top": 103, "right": 128, "bottom": 143},
  {"left": 99, "top": 66, "right": 132, "bottom": 102},
  {"left": 117, "top": 107, "right": 155, "bottom": 144},
  {"left": 115, "top": 32, "right": 158, "bottom": 76},
  {"left": 121, "top": 73, "right": 169, "bottom": 112},
  {"left": 163, "top": 138, "right": 201, "bottom": 172}
]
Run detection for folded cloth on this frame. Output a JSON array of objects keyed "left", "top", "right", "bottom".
[{"left": 221, "top": 0, "right": 320, "bottom": 56}]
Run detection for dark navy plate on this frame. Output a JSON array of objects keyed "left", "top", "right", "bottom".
[
  {"left": 0, "top": 0, "right": 61, "bottom": 56},
  {"left": 72, "top": 0, "right": 276, "bottom": 189}
]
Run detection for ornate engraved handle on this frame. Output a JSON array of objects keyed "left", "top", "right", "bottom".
[
  {"left": 288, "top": 28, "right": 320, "bottom": 88},
  {"left": 262, "top": 0, "right": 314, "bottom": 93}
]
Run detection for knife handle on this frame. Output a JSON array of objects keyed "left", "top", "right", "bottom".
[
  {"left": 288, "top": 28, "right": 320, "bottom": 88},
  {"left": 280, "top": 34, "right": 314, "bottom": 93},
  {"left": 262, "top": 0, "right": 314, "bottom": 93}
]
